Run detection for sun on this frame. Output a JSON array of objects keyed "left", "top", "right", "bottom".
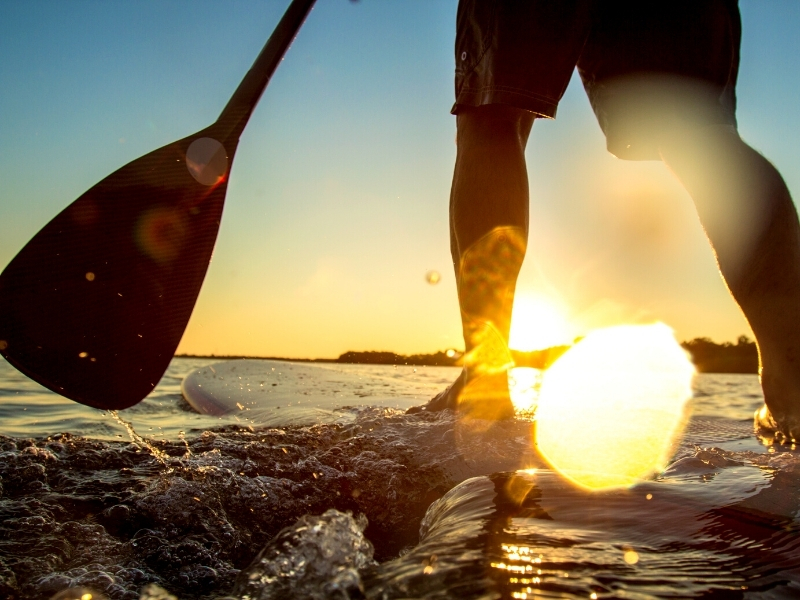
[{"left": 509, "top": 293, "right": 575, "bottom": 351}]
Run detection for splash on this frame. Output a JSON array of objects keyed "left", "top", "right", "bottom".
[
  {"left": 107, "top": 410, "right": 172, "bottom": 469},
  {"left": 232, "top": 509, "right": 375, "bottom": 600},
  {"left": 535, "top": 323, "right": 694, "bottom": 490}
]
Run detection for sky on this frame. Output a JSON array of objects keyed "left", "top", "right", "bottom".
[{"left": 2, "top": 1, "right": 800, "bottom": 359}]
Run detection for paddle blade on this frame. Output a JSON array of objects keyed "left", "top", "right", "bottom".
[{"left": 0, "top": 130, "right": 233, "bottom": 409}]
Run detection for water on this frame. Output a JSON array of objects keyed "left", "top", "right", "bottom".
[{"left": 1, "top": 357, "right": 798, "bottom": 599}]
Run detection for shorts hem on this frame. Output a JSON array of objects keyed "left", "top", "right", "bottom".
[{"left": 451, "top": 86, "right": 559, "bottom": 119}]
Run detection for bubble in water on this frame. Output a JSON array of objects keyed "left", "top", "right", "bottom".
[
  {"left": 139, "top": 584, "right": 178, "bottom": 600},
  {"left": 48, "top": 588, "right": 106, "bottom": 600},
  {"left": 425, "top": 270, "right": 441, "bottom": 285}
]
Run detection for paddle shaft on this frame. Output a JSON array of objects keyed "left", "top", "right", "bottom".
[{"left": 218, "top": 0, "right": 317, "bottom": 145}]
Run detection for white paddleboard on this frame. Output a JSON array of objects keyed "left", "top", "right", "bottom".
[{"left": 181, "top": 359, "right": 457, "bottom": 425}]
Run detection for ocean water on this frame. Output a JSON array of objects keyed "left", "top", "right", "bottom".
[{"left": 1, "top": 356, "right": 799, "bottom": 599}]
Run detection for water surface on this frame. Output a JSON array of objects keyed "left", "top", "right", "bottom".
[{"left": 0, "top": 357, "right": 798, "bottom": 599}]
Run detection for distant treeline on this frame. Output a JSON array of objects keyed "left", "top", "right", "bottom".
[
  {"left": 177, "top": 336, "right": 759, "bottom": 374},
  {"left": 334, "top": 337, "right": 758, "bottom": 374},
  {"left": 335, "top": 345, "right": 570, "bottom": 370},
  {"left": 335, "top": 350, "right": 456, "bottom": 366},
  {"left": 680, "top": 336, "right": 758, "bottom": 374}
]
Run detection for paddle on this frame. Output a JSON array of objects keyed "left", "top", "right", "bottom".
[{"left": 0, "top": 0, "right": 317, "bottom": 410}]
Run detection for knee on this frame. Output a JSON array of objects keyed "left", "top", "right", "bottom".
[
  {"left": 456, "top": 104, "right": 535, "bottom": 150},
  {"left": 659, "top": 123, "right": 740, "bottom": 160},
  {"left": 661, "top": 124, "right": 786, "bottom": 191}
]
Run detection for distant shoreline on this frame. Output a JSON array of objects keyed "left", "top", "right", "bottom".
[
  {"left": 175, "top": 354, "right": 339, "bottom": 363},
  {"left": 176, "top": 336, "right": 759, "bottom": 374}
]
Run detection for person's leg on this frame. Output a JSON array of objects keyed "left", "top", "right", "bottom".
[
  {"left": 411, "top": 0, "right": 587, "bottom": 419},
  {"left": 659, "top": 124, "right": 800, "bottom": 443},
  {"left": 409, "top": 104, "right": 534, "bottom": 418}
]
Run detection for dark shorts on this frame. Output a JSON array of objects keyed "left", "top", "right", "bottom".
[{"left": 453, "top": 0, "right": 741, "bottom": 160}]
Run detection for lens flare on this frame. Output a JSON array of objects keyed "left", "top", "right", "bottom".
[
  {"left": 186, "top": 137, "right": 228, "bottom": 186},
  {"left": 134, "top": 207, "right": 188, "bottom": 265},
  {"left": 458, "top": 226, "right": 526, "bottom": 356},
  {"left": 535, "top": 323, "right": 694, "bottom": 490},
  {"left": 461, "top": 321, "right": 513, "bottom": 377}
]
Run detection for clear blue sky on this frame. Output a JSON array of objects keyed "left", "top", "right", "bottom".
[{"left": 2, "top": 1, "right": 800, "bottom": 358}]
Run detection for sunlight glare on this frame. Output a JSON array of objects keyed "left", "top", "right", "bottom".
[
  {"left": 535, "top": 323, "right": 694, "bottom": 490},
  {"left": 509, "top": 294, "right": 574, "bottom": 351}
]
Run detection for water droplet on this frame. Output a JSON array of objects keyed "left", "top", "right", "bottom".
[
  {"left": 425, "top": 270, "right": 441, "bottom": 285},
  {"left": 85, "top": 272, "right": 95, "bottom": 281}
]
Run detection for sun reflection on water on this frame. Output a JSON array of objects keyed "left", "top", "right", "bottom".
[
  {"left": 535, "top": 323, "right": 694, "bottom": 490},
  {"left": 508, "top": 367, "right": 541, "bottom": 412},
  {"left": 494, "top": 543, "right": 554, "bottom": 599}
]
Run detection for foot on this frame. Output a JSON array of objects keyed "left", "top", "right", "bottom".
[
  {"left": 756, "top": 363, "right": 800, "bottom": 444},
  {"left": 754, "top": 403, "right": 800, "bottom": 445},
  {"left": 407, "top": 368, "right": 515, "bottom": 420},
  {"left": 406, "top": 369, "right": 468, "bottom": 414}
]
